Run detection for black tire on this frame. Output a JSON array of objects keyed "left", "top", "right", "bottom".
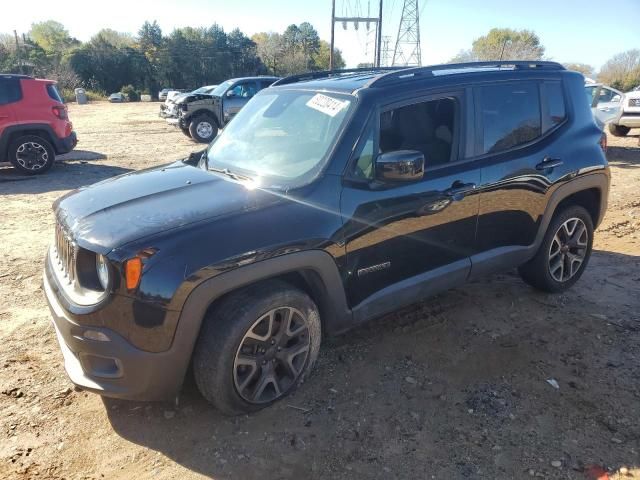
[
  {"left": 518, "top": 206, "right": 594, "bottom": 293},
  {"left": 180, "top": 126, "right": 192, "bottom": 138},
  {"left": 188, "top": 115, "right": 218, "bottom": 143},
  {"left": 193, "top": 280, "right": 322, "bottom": 415},
  {"left": 8, "top": 135, "right": 55, "bottom": 174},
  {"left": 608, "top": 124, "right": 630, "bottom": 137}
]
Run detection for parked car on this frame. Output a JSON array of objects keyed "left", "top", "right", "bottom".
[
  {"left": 159, "top": 85, "right": 217, "bottom": 119},
  {"left": 585, "top": 83, "right": 640, "bottom": 136},
  {"left": 167, "top": 76, "right": 279, "bottom": 142},
  {"left": 158, "top": 88, "right": 173, "bottom": 101},
  {"left": 108, "top": 92, "right": 126, "bottom": 103},
  {"left": 0, "top": 73, "right": 77, "bottom": 174},
  {"left": 44, "top": 62, "right": 609, "bottom": 414}
]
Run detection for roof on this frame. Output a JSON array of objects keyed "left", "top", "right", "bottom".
[{"left": 271, "top": 61, "right": 566, "bottom": 93}]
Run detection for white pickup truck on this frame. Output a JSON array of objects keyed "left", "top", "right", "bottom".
[{"left": 586, "top": 83, "right": 640, "bottom": 136}]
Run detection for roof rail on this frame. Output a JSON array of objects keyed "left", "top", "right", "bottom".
[
  {"left": 0, "top": 73, "right": 34, "bottom": 79},
  {"left": 272, "top": 67, "right": 404, "bottom": 87},
  {"left": 366, "top": 61, "right": 565, "bottom": 88}
]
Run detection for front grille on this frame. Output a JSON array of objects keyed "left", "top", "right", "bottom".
[
  {"left": 630, "top": 98, "right": 640, "bottom": 107},
  {"left": 54, "top": 223, "right": 77, "bottom": 285}
]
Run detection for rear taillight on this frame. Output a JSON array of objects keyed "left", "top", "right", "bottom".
[
  {"left": 52, "top": 106, "right": 68, "bottom": 120},
  {"left": 599, "top": 132, "right": 607, "bottom": 153}
]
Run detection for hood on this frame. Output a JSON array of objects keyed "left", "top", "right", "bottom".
[
  {"left": 53, "top": 161, "right": 282, "bottom": 254},
  {"left": 176, "top": 93, "right": 217, "bottom": 104}
]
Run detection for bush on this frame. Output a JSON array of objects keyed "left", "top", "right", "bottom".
[
  {"left": 121, "top": 85, "right": 140, "bottom": 102},
  {"left": 59, "top": 88, "right": 105, "bottom": 103}
]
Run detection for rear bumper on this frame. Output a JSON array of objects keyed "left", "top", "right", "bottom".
[
  {"left": 54, "top": 132, "right": 78, "bottom": 155},
  {"left": 43, "top": 261, "right": 186, "bottom": 402}
]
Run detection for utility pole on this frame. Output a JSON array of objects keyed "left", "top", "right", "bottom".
[
  {"left": 392, "top": 0, "right": 422, "bottom": 67},
  {"left": 14, "top": 30, "right": 22, "bottom": 74},
  {"left": 330, "top": 0, "right": 336, "bottom": 70},
  {"left": 330, "top": 0, "right": 383, "bottom": 69}
]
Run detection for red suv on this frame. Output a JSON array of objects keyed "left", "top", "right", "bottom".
[{"left": 0, "top": 74, "right": 77, "bottom": 174}]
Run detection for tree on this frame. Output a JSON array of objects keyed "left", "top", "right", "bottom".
[
  {"left": 253, "top": 32, "right": 283, "bottom": 74},
  {"left": 564, "top": 63, "right": 595, "bottom": 77},
  {"left": 29, "top": 21, "right": 74, "bottom": 53},
  {"left": 449, "top": 28, "right": 545, "bottom": 63},
  {"left": 314, "top": 40, "right": 345, "bottom": 70},
  {"left": 91, "top": 29, "right": 135, "bottom": 48},
  {"left": 598, "top": 49, "right": 640, "bottom": 91}
]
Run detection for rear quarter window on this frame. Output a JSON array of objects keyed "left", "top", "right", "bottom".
[
  {"left": 0, "top": 78, "right": 23, "bottom": 105},
  {"left": 543, "top": 82, "right": 566, "bottom": 132},
  {"left": 479, "top": 82, "right": 542, "bottom": 155},
  {"left": 46, "top": 84, "right": 63, "bottom": 103}
]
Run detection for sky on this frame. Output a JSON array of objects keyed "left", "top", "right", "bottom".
[{"left": 1, "top": 0, "right": 639, "bottom": 71}]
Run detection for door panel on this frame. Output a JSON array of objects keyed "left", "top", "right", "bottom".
[
  {"left": 341, "top": 166, "right": 479, "bottom": 308},
  {"left": 222, "top": 80, "right": 258, "bottom": 122},
  {"left": 340, "top": 92, "right": 478, "bottom": 310}
]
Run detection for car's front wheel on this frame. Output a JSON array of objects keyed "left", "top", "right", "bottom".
[
  {"left": 519, "top": 206, "right": 594, "bottom": 293},
  {"left": 8, "top": 135, "right": 55, "bottom": 174},
  {"left": 608, "top": 123, "right": 630, "bottom": 137},
  {"left": 189, "top": 115, "right": 218, "bottom": 143},
  {"left": 193, "top": 280, "right": 321, "bottom": 415},
  {"left": 180, "top": 126, "right": 192, "bottom": 138}
]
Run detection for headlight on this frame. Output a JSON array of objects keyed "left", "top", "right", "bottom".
[{"left": 95, "top": 254, "right": 110, "bottom": 290}]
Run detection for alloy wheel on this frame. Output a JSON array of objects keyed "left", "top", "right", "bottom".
[
  {"left": 548, "top": 217, "right": 589, "bottom": 282},
  {"left": 16, "top": 142, "right": 49, "bottom": 171},
  {"left": 196, "top": 121, "right": 213, "bottom": 139},
  {"left": 233, "top": 306, "right": 310, "bottom": 404}
]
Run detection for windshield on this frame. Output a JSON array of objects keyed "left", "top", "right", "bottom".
[
  {"left": 207, "top": 90, "right": 353, "bottom": 187},
  {"left": 211, "top": 80, "right": 233, "bottom": 96}
]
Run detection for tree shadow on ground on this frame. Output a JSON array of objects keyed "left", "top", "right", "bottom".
[{"left": 104, "top": 249, "right": 640, "bottom": 480}]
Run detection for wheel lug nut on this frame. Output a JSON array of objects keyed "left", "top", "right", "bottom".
[
  {"left": 277, "top": 347, "right": 281, "bottom": 351},
  {"left": 271, "top": 339, "right": 275, "bottom": 345},
  {"left": 262, "top": 360, "right": 266, "bottom": 365}
]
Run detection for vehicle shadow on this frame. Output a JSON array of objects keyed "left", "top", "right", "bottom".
[
  {"left": 0, "top": 157, "right": 130, "bottom": 195},
  {"left": 607, "top": 145, "right": 640, "bottom": 169},
  {"left": 104, "top": 249, "right": 640, "bottom": 479}
]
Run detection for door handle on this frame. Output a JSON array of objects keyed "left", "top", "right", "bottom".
[
  {"left": 444, "top": 181, "right": 477, "bottom": 200},
  {"left": 536, "top": 157, "right": 563, "bottom": 171}
]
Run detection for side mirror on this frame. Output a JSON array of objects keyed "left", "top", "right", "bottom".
[
  {"left": 375, "top": 150, "right": 425, "bottom": 183},
  {"left": 226, "top": 90, "right": 236, "bottom": 98}
]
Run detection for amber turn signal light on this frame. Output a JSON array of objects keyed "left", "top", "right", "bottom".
[{"left": 125, "top": 257, "right": 143, "bottom": 290}]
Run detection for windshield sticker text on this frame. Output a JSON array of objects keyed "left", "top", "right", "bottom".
[{"left": 306, "top": 94, "right": 349, "bottom": 117}]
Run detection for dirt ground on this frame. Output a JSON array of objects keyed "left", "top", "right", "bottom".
[{"left": 0, "top": 102, "right": 639, "bottom": 480}]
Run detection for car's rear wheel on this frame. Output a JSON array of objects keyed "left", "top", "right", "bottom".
[
  {"left": 193, "top": 280, "right": 321, "bottom": 415},
  {"left": 8, "top": 135, "right": 55, "bottom": 174},
  {"left": 608, "top": 124, "right": 630, "bottom": 137},
  {"left": 189, "top": 115, "right": 218, "bottom": 143},
  {"left": 519, "top": 206, "right": 594, "bottom": 293}
]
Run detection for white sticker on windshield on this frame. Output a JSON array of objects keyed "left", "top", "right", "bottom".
[{"left": 306, "top": 94, "right": 349, "bottom": 117}]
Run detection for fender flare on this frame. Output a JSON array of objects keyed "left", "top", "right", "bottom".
[
  {"left": 534, "top": 170, "right": 609, "bottom": 250},
  {"left": 165, "top": 250, "right": 351, "bottom": 390},
  {"left": 0, "top": 123, "right": 57, "bottom": 159}
]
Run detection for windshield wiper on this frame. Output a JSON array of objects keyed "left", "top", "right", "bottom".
[{"left": 208, "top": 166, "right": 252, "bottom": 182}]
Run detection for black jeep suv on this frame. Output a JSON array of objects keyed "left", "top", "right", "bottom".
[{"left": 44, "top": 62, "right": 609, "bottom": 415}]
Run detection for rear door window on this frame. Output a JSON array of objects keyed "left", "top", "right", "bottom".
[
  {"left": 0, "top": 78, "right": 23, "bottom": 105},
  {"left": 478, "top": 82, "right": 541, "bottom": 155}
]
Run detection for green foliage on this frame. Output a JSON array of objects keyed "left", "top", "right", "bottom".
[
  {"left": 59, "top": 88, "right": 104, "bottom": 103},
  {"left": 598, "top": 49, "right": 640, "bottom": 91},
  {"left": 449, "top": 28, "right": 545, "bottom": 63},
  {"left": 4, "top": 19, "right": 345, "bottom": 96},
  {"left": 252, "top": 26, "right": 344, "bottom": 75},
  {"left": 121, "top": 85, "right": 139, "bottom": 101}
]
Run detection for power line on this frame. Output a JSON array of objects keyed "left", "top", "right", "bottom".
[{"left": 330, "top": 0, "right": 383, "bottom": 69}]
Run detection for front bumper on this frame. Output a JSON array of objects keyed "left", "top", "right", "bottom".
[
  {"left": 54, "top": 131, "right": 78, "bottom": 155},
  {"left": 43, "top": 264, "right": 186, "bottom": 402},
  {"left": 618, "top": 114, "right": 640, "bottom": 128}
]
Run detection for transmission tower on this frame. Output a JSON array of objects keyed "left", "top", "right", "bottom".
[
  {"left": 392, "top": 0, "right": 422, "bottom": 66},
  {"left": 381, "top": 35, "right": 392, "bottom": 67}
]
